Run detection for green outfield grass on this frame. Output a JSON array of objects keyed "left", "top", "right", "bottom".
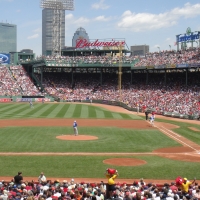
[{"left": 0, "top": 102, "right": 200, "bottom": 179}]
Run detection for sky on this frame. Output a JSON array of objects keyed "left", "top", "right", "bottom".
[{"left": 1, "top": 0, "right": 200, "bottom": 56}]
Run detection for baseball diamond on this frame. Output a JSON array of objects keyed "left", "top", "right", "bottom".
[{"left": 0, "top": 102, "right": 199, "bottom": 184}]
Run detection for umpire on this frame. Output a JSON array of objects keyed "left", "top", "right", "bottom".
[{"left": 145, "top": 110, "right": 149, "bottom": 120}]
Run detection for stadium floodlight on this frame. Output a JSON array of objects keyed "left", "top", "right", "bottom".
[
  {"left": 40, "top": 0, "right": 74, "bottom": 56},
  {"left": 40, "top": 0, "right": 74, "bottom": 10}
]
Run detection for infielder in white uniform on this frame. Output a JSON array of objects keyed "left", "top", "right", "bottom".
[{"left": 149, "top": 114, "right": 155, "bottom": 126}]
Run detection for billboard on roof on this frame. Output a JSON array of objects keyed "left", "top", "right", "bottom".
[{"left": 0, "top": 53, "right": 10, "bottom": 64}]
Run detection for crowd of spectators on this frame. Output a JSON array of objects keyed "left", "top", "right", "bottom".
[
  {"left": 0, "top": 173, "right": 200, "bottom": 200},
  {"left": 0, "top": 65, "right": 44, "bottom": 96},
  {"left": 39, "top": 72, "right": 200, "bottom": 117},
  {"left": 9, "top": 65, "right": 43, "bottom": 96},
  {"left": 134, "top": 48, "right": 200, "bottom": 67},
  {"left": 0, "top": 66, "right": 22, "bottom": 96}
]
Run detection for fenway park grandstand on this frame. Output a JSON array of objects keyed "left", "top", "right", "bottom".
[{"left": 0, "top": 41, "right": 200, "bottom": 120}]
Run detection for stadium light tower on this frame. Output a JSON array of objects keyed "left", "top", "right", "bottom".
[
  {"left": 40, "top": 0, "right": 74, "bottom": 56},
  {"left": 118, "top": 42, "right": 123, "bottom": 105}
]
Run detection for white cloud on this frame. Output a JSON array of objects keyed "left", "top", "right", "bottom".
[
  {"left": 16, "top": 9, "right": 21, "bottom": 13},
  {"left": 170, "top": 2, "right": 200, "bottom": 19},
  {"left": 117, "top": 3, "right": 200, "bottom": 32},
  {"left": 91, "top": 0, "right": 109, "bottom": 10},
  {"left": 65, "top": 13, "right": 73, "bottom": 20},
  {"left": 27, "top": 34, "right": 39, "bottom": 39},
  {"left": 94, "top": 15, "right": 111, "bottom": 21}
]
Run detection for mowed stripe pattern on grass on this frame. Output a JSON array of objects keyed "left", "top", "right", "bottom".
[{"left": 0, "top": 103, "right": 141, "bottom": 120}]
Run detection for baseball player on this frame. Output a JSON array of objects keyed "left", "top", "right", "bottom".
[
  {"left": 73, "top": 120, "right": 78, "bottom": 136},
  {"left": 136, "top": 103, "right": 139, "bottom": 114},
  {"left": 29, "top": 101, "right": 34, "bottom": 108},
  {"left": 149, "top": 114, "right": 155, "bottom": 126}
]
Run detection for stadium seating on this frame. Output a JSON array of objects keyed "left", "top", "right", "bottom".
[{"left": 0, "top": 178, "right": 199, "bottom": 200}]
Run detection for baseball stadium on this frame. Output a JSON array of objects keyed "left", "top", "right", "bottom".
[
  {"left": 1, "top": 42, "right": 200, "bottom": 182},
  {"left": 0, "top": 1, "right": 200, "bottom": 199}
]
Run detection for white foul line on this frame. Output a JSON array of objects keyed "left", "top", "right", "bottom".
[
  {"left": 147, "top": 120, "right": 200, "bottom": 153},
  {"left": 157, "top": 127, "right": 199, "bottom": 153},
  {"left": 161, "top": 126, "right": 181, "bottom": 137}
]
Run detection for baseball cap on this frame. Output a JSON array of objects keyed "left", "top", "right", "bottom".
[{"left": 184, "top": 178, "right": 187, "bottom": 180}]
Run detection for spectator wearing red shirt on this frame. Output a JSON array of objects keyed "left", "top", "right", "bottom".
[{"left": 170, "top": 182, "right": 178, "bottom": 192}]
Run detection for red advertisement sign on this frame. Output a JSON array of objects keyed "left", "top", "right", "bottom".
[
  {"left": 0, "top": 98, "right": 12, "bottom": 102},
  {"left": 35, "top": 98, "right": 51, "bottom": 102},
  {"left": 76, "top": 39, "right": 125, "bottom": 48}
]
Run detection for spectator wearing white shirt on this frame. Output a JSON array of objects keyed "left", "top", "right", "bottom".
[{"left": 38, "top": 172, "right": 47, "bottom": 184}]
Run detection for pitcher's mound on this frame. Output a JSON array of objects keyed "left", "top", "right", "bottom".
[
  {"left": 103, "top": 158, "right": 146, "bottom": 166},
  {"left": 56, "top": 135, "right": 98, "bottom": 141}
]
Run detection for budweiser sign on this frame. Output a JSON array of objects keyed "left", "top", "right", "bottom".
[{"left": 76, "top": 39, "right": 125, "bottom": 48}]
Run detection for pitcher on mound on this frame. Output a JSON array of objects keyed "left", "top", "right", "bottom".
[{"left": 73, "top": 120, "right": 78, "bottom": 136}]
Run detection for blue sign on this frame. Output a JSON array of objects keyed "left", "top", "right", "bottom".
[
  {"left": 176, "top": 64, "right": 188, "bottom": 68},
  {"left": 188, "top": 63, "right": 200, "bottom": 68},
  {"left": 178, "top": 33, "right": 199, "bottom": 42},
  {"left": 177, "top": 28, "right": 200, "bottom": 43},
  {"left": 0, "top": 54, "right": 10, "bottom": 64}
]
